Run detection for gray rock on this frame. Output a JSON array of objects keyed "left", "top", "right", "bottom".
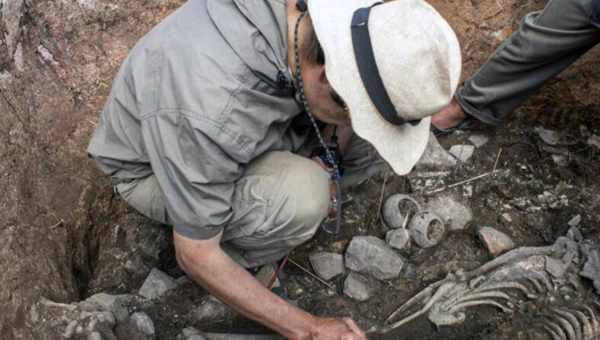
[
  {"left": 88, "top": 332, "right": 104, "bottom": 340},
  {"left": 501, "top": 213, "right": 512, "bottom": 223},
  {"left": 0, "top": 71, "right": 12, "bottom": 87},
  {"left": 535, "top": 126, "right": 561, "bottom": 145},
  {"left": 78, "top": 0, "right": 96, "bottom": 10},
  {"left": 308, "top": 252, "right": 345, "bottom": 281},
  {"left": 181, "top": 327, "right": 202, "bottom": 337},
  {"left": 424, "top": 194, "right": 472, "bottom": 231},
  {"left": 178, "top": 327, "right": 208, "bottom": 340},
  {"left": 581, "top": 247, "right": 600, "bottom": 294},
  {"left": 449, "top": 145, "right": 475, "bottom": 163},
  {"left": 567, "top": 227, "right": 583, "bottom": 242},
  {"left": 552, "top": 155, "right": 569, "bottom": 167},
  {"left": 386, "top": 229, "right": 410, "bottom": 250},
  {"left": 131, "top": 312, "right": 155, "bottom": 336},
  {"left": 193, "top": 295, "right": 232, "bottom": 323},
  {"left": 345, "top": 236, "right": 405, "bottom": 280},
  {"left": 84, "top": 293, "right": 133, "bottom": 322},
  {"left": 116, "top": 312, "right": 155, "bottom": 340},
  {"left": 587, "top": 135, "right": 600, "bottom": 149},
  {"left": 468, "top": 134, "right": 489, "bottom": 148},
  {"left": 545, "top": 257, "right": 567, "bottom": 278},
  {"left": 139, "top": 268, "right": 178, "bottom": 300},
  {"left": 343, "top": 272, "right": 375, "bottom": 301},
  {"left": 414, "top": 133, "right": 457, "bottom": 170},
  {"left": 463, "top": 185, "right": 473, "bottom": 198},
  {"left": 568, "top": 215, "right": 582, "bottom": 228},
  {"left": 37, "top": 45, "right": 59, "bottom": 66},
  {"left": 1, "top": 0, "right": 25, "bottom": 54},
  {"left": 14, "top": 43, "right": 24, "bottom": 72}
]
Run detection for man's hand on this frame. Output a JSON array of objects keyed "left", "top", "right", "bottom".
[
  {"left": 431, "top": 97, "right": 466, "bottom": 130},
  {"left": 308, "top": 317, "right": 367, "bottom": 340}
]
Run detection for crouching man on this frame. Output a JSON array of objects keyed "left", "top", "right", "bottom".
[{"left": 87, "top": 0, "right": 461, "bottom": 338}]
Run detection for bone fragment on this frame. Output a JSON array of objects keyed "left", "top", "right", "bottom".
[
  {"left": 385, "top": 281, "right": 443, "bottom": 323},
  {"left": 452, "top": 291, "right": 512, "bottom": 307},
  {"left": 475, "top": 281, "right": 536, "bottom": 299},
  {"left": 543, "top": 317, "right": 569, "bottom": 340},
  {"left": 553, "top": 308, "right": 582, "bottom": 340},
  {"left": 526, "top": 276, "right": 545, "bottom": 294},
  {"left": 532, "top": 271, "right": 555, "bottom": 293},
  {"left": 381, "top": 282, "right": 457, "bottom": 332},
  {"left": 548, "top": 312, "right": 578, "bottom": 340},
  {"left": 477, "top": 226, "right": 515, "bottom": 257},
  {"left": 541, "top": 324, "right": 565, "bottom": 340},
  {"left": 582, "top": 306, "right": 599, "bottom": 335},
  {"left": 448, "top": 299, "right": 512, "bottom": 314},
  {"left": 569, "top": 309, "right": 592, "bottom": 340}
]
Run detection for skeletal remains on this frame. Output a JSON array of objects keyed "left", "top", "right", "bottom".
[{"left": 369, "top": 228, "right": 600, "bottom": 339}]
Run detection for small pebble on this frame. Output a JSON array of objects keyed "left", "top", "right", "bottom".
[
  {"left": 449, "top": 145, "right": 475, "bottom": 163},
  {"left": 468, "top": 134, "right": 489, "bottom": 148},
  {"left": 501, "top": 213, "right": 513, "bottom": 223},
  {"left": 568, "top": 215, "right": 582, "bottom": 227}
]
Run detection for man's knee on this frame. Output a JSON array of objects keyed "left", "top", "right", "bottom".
[
  {"left": 278, "top": 153, "right": 331, "bottom": 237},
  {"left": 226, "top": 152, "right": 330, "bottom": 252}
]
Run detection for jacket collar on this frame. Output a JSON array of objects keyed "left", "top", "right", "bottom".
[{"left": 207, "top": 0, "right": 294, "bottom": 93}]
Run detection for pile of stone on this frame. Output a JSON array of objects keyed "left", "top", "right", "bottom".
[
  {"left": 308, "top": 236, "right": 406, "bottom": 302},
  {"left": 33, "top": 268, "right": 187, "bottom": 340}
]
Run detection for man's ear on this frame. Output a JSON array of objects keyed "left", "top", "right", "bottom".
[{"left": 318, "top": 65, "right": 329, "bottom": 85}]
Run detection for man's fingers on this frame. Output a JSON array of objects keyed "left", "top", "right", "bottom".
[
  {"left": 342, "top": 317, "right": 366, "bottom": 339},
  {"left": 341, "top": 332, "right": 365, "bottom": 340}
]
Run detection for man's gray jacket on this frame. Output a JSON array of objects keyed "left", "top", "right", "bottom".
[{"left": 87, "top": 0, "right": 308, "bottom": 239}]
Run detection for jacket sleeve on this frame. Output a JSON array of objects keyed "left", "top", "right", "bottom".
[{"left": 141, "top": 110, "right": 243, "bottom": 240}]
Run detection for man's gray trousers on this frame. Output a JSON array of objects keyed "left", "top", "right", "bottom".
[
  {"left": 457, "top": 0, "right": 600, "bottom": 125},
  {"left": 115, "top": 135, "right": 384, "bottom": 269}
]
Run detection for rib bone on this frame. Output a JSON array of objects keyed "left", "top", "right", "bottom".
[{"left": 552, "top": 308, "right": 582, "bottom": 340}]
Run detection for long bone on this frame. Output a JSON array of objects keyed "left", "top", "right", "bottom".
[
  {"left": 434, "top": 283, "right": 476, "bottom": 311},
  {"left": 445, "top": 291, "right": 512, "bottom": 310},
  {"left": 447, "top": 299, "right": 513, "bottom": 314},
  {"left": 385, "top": 280, "right": 445, "bottom": 322},
  {"left": 553, "top": 308, "right": 583, "bottom": 340},
  {"left": 473, "top": 281, "right": 537, "bottom": 299},
  {"left": 376, "top": 282, "right": 457, "bottom": 333},
  {"left": 468, "top": 246, "right": 554, "bottom": 278}
]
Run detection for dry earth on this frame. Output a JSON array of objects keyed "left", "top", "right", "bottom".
[{"left": 1, "top": 0, "right": 599, "bottom": 339}]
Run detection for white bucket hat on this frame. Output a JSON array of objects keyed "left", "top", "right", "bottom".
[{"left": 308, "top": 0, "right": 462, "bottom": 175}]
